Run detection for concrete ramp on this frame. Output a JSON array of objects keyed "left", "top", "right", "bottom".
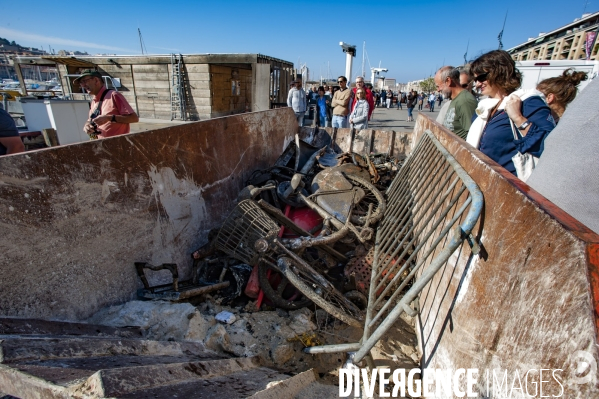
[{"left": 0, "top": 317, "right": 334, "bottom": 399}]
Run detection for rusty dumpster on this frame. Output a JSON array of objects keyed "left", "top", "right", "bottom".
[{"left": 0, "top": 108, "right": 597, "bottom": 397}]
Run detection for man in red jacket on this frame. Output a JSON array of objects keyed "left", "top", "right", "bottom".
[{"left": 351, "top": 77, "right": 375, "bottom": 121}]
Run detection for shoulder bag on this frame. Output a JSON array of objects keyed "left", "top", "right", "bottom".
[{"left": 509, "top": 119, "right": 538, "bottom": 182}]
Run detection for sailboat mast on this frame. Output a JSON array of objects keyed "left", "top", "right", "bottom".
[{"left": 361, "top": 41, "right": 365, "bottom": 78}]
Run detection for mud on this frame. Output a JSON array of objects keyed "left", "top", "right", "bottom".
[{"left": 87, "top": 299, "right": 419, "bottom": 380}]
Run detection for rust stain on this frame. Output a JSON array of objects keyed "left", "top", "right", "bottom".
[
  {"left": 588, "top": 243, "right": 599, "bottom": 343},
  {"left": 416, "top": 114, "right": 599, "bottom": 396}
]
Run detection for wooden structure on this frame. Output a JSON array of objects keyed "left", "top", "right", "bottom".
[{"left": 10, "top": 54, "right": 293, "bottom": 121}]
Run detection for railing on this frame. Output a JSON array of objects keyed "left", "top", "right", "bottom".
[{"left": 305, "top": 129, "right": 484, "bottom": 364}]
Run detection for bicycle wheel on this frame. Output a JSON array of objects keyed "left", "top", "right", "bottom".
[
  {"left": 344, "top": 173, "right": 387, "bottom": 226},
  {"left": 277, "top": 256, "right": 364, "bottom": 328},
  {"left": 258, "top": 261, "right": 312, "bottom": 310}
]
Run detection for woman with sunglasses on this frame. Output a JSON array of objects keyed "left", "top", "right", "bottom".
[{"left": 466, "top": 50, "right": 555, "bottom": 177}]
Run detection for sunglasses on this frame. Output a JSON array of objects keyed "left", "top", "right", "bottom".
[
  {"left": 474, "top": 73, "right": 488, "bottom": 83},
  {"left": 338, "top": 80, "right": 346, "bottom": 83}
]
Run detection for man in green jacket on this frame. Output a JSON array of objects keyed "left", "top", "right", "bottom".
[{"left": 434, "top": 66, "right": 478, "bottom": 139}]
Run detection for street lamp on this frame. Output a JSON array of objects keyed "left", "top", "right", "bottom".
[{"left": 340, "top": 42, "right": 356, "bottom": 82}]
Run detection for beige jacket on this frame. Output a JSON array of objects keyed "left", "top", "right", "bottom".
[{"left": 332, "top": 88, "right": 352, "bottom": 116}]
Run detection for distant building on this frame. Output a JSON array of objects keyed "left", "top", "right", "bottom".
[
  {"left": 406, "top": 79, "right": 425, "bottom": 93},
  {"left": 508, "top": 11, "right": 599, "bottom": 61}
]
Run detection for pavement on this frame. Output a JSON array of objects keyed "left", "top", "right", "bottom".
[
  {"left": 130, "top": 103, "right": 446, "bottom": 134},
  {"left": 367, "top": 103, "right": 442, "bottom": 132}
]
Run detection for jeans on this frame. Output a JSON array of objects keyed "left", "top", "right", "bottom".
[
  {"left": 397, "top": 102, "right": 402, "bottom": 109},
  {"left": 429, "top": 101, "right": 435, "bottom": 112},
  {"left": 332, "top": 115, "right": 348, "bottom": 128},
  {"left": 407, "top": 107, "right": 414, "bottom": 118},
  {"left": 418, "top": 103, "right": 423, "bottom": 110},
  {"left": 319, "top": 115, "right": 330, "bottom": 127},
  {"left": 295, "top": 112, "right": 305, "bottom": 126}
]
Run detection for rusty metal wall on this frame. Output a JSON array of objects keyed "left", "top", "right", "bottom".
[
  {"left": 414, "top": 115, "right": 599, "bottom": 396},
  {"left": 0, "top": 109, "right": 298, "bottom": 321}
]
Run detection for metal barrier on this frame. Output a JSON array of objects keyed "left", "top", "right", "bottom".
[{"left": 305, "top": 129, "right": 484, "bottom": 364}]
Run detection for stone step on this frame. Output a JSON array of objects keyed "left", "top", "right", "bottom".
[
  {"left": 0, "top": 337, "right": 219, "bottom": 363},
  {"left": 75, "top": 357, "right": 277, "bottom": 397},
  {"left": 8, "top": 354, "right": 227, "bottom": 387},
  {"left": 0, "top": 317, "right": 142, "bottom": 338},
  {"left": 0, "top": 318, "right": 332, "bottom": 399},
  {"left": 113, "top": 367, "right": 293, "bottom": 399}
]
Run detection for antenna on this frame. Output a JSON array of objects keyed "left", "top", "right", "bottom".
[
  {"left": 138, "top": 28, "right": 148, "bottom": 55},
  {"left": 464, "top": 39, "right": 469, "bottom": 64},
  {"left": 583, "top": 0, "right": 590, "bottom": 14},
  {"left": 498, "top": 11, "right": 508, "bottom": 50}
]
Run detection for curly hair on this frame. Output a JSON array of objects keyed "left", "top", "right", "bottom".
[
  {"left": 537, "top": 68, "right": 588, "bottom": 107},
  {"left": 471, "top": 50, "right": 522, "bottom": 94}
]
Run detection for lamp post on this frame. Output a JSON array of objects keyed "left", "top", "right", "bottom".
[{"left": 339, "top": 42, "right": 356, "bottom": 82}]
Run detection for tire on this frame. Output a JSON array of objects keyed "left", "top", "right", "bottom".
[
  {"left": 344, "top": 174, "right": 387, "bottom": 226},
  {"left": 278, "top": 256, "right": 364, "bottom": 328},
  {"left": 258, "top": 262, "right": 312, "bottom": 310}
]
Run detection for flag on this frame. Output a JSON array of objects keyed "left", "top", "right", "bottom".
[
  {"left": 586, "top": 32, "right": 597, "bottom": 60},
  {"left": 498, "top": 30, "right": 504, "bottom": 50}
]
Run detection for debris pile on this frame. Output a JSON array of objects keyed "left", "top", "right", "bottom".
[
  {"left": 87, "top": 298, "right": 419, "bottom": 376},
  {"left": 105, "top": 127, "right": 421, "bottom": 376},
  {"left": 135, "top": 128, "right": 407, "bottom": 328}
]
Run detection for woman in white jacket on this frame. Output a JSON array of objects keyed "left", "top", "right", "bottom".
[{"left": 349, "top": 89, "right": 369, "bottom": 130}]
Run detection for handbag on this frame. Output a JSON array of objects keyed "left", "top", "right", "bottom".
[{"left": 509, "top": 119, "right": 538, "bottom": 182}]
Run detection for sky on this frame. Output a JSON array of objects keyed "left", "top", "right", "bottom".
[{"left": 0, "top": 0, "right": 596, "bottom": 83}]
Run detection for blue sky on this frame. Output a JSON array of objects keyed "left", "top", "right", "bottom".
[{"left": 0, "top": 0, "right": 595, "bottom": 82}]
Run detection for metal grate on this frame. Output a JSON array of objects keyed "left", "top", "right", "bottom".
[
  {"left": 305, "top": 130, "right": 483, "bottom": 363},
  {"left": 215, "top": 200, "right": 280, "bottom": 265}
]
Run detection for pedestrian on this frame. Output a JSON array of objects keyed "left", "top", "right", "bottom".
[
  {"left": 417, "top": 92, "right": 424, "bottom": 111},
  {"left": 526, "top": 77, "right": 599, "bottom": 234},
  {"left": 287, "top": 78, "right": 307, "bottom": 126},
  {"left": 536, "top": 69, "right": 588, "bottom": 123},
  {"left": 437, "top": 92, "right": 443, "bottom": 107},
  {"left": 76, "top": 69, "right": 139, "bottom": 139},
  {"left": 397, "top": 91, "right": 403, "bottom": 110},
  {"left": 316, "top": 86, "right": 332, "bottom": 128},
  {"left": 406, "top": 91, "right": 417, "bottom": 122},
  {"left": 380, "top": 89, "right": 387, "bottom": 108},
  {"left": 386, "top": 89, "right": 393, "bottom": 109},
  {"left": 331, "top": 76, "right": 351, "bottom": 128},
  {"left": 428, "top": 92, "right": 436, "bottom": 112},
  {"left": 349, "top": 88, "right": 369, "bottom": 130},
  {"left": 0, "top": 107, "right": 25, "bottom": 156},
  {"left": 465, "top": 50, "right": 555, "bottom": 179},
  {"left": 351, "top": 77, "right": 375, "bottom": 121},
  {"left": 434, "top": 66, "right": 477, "bottom": 139}
]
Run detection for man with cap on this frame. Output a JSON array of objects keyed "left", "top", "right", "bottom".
[{"left": 75, "top": 69, "right": 138, "bottom": 139}]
